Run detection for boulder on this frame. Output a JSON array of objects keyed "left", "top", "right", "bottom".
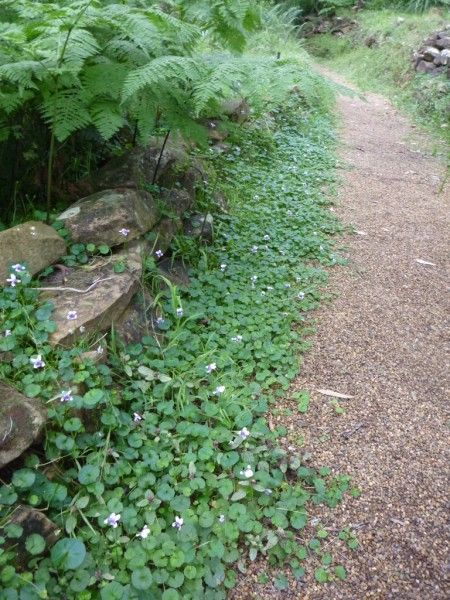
[
  {"left": 115, "top": 290, "right": 156, "bottom": 345},
  {"left": 220, "top": 99, "right": 251, "bottom": 123},
  {"left": 416, "top": 60, "right": 437, "bottom": 74},
  {"left": 162, "top": 188, "right": 193, "bottom": 218},
  {"left": 158, "top": 258, "right": 190, "bottom": 288},
  {"left": 436, "top": 36, "right": 450, "bottom": 50},
  {"left": 183, "top": 213, "right": 214, "bottom": 244},
  {"left": 57, "top": 189, "right": 159, "bottom": 247},
  {"left": 93, "top": 137, "right": 191, "bottom": 192},
  {"left": 1, "top": 505, "right": 60, "bottom": 568},
  {"left": 0, "top": 384, "right": 47, "bottom": 469},
  {"left": 440, "top": 49, "right": 450, "bottom": 66},
  {"left": 44, "top": 242, "right": 144, "bottom": 346},
  {"left": 423, "top": 46, "right": 441, "bottom": 61},
  {"left": 148, "top": 217, "right": 182, "bottom": 255},
  {"left": 203, "top": 119, "right": 229, "bottom": 142},
  {"left": 0, "top": 221, "right": 66, "bottom": 282}
]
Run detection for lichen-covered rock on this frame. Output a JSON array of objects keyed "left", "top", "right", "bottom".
[
  {"left": 161, "top": 189, "right": 193, "bottom": 218},
  {"left": 57, "top": 189, "right": 159, "bottom": 247},
  {"left": 0, "top": 384, "right": 47, "bottom": 469},
  {"left": 45, "top": 242, "right": 144, "bottom": 346},
  {"left": 184, "top": 213, "right": 214, "bottom": 243},
  {"left": 1, "top": 506, "right": 60, "bottom": 568},
  {"left": 0, "top": 221, "right": 66, "bottom": 282}
]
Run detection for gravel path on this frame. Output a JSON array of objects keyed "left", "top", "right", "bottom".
[{"left": 231, "top": 72, "right": 449, "bottom": 598}]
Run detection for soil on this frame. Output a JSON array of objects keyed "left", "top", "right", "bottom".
[{"left": 230, "top": 70, "right": 449, "bottom": 599}]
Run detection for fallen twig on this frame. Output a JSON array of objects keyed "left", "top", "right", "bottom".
[
  {"left": 39, "top": 276, "right": 115, "bottom": 294},
  {"left": 341, "top": 422, "right": 365, "bottom": 439}
]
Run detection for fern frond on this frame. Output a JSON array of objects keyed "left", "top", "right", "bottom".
[
  {"left": 41, "top": 88, "right": 91, "bottom": 141},
  {"left": 90, "top": 100, "right": 125, "bottom": 140}
]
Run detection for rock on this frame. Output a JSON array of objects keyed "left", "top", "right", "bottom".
[
  {"left": 0, "top": 384, "right": 47, "bottom": 469},
  {"left": 1, "top": 505, "right": 60, "bottom": 568},
  {"left": 204, "top": 119, "right": 229, "bottom": 142},
  {"left": 58, "top": 189, "right": 159, "bottom": 247},
  {"left": 440, "top": 49, "right": 450, "bottom": 65},
  {"left": 93, "top": 137, "right": 191, "bottom": 192},
  {"left": 115, "top": 290, "right": 156, "bottom": 345},
  {"left": 213, "top": 191, "right": 229, "bottom": 212},
  {"left": 416, "top": 60, "right": 437, "bottom": 74},
  {"left": 183, "top": 213, "right": 214, "bottom": 244},
  {"left": 148, "top": 217, "right": 182, "bottom": 255},
  {"left": 45, "top": 242, "right": 144, "bottom": 346},
  {"left": 423, "top": 46, "right": 441, "bottom": 61},
  {"left": 436, "top": 36, "right": 450, "bottom": 50},
  {"left": 0, "top": 221, "right": 66, "bottom": 282},
  {"left": 211, "top": 142, "right": 232, "bottom": 154},
  {"left": 74, "top": 347, "right": 108, "bottom": 366},
  {"left": 158, "top": 258, "right": 190, "bottom": 288},
  {"left": 220, "top": 99, "right": 250, "bottom": 123},
  {"left": 161, "top": 188, "right": 194, "bottom": 218}
]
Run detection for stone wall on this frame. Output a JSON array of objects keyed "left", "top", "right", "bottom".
[{"left": 413, "top": 27, "right": 450, "bottom": 77}]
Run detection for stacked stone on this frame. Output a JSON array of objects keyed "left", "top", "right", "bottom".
[{"left": 413, "top": 28, "right": 450, "bottom": 77}]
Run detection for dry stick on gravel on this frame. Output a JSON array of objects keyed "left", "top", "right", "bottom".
[{"left": 231, "top": 70, "right": 449, "bottom": 600}]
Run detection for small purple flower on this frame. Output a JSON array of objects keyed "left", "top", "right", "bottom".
[
  {"left": 79, "top": 325, "right": 86, "bottom": 333},
  {"left": 284, "top": 283, "right": 291, "bottom": 288},
  {"left": 6, "top": 273, "right": 20, "bottom": 287},
  {"left": 133, "top": 412, "right": 143, "bottom": 423},
  {"left": 238, "top": 427, "right": 250, "bottom": 440},
  {"left": 137, "top": 524, "right": 150, "bottom": 539},
  {"left": 104, "top": 513, "right": 121, "bottom": 528},
  {"left": 205, "top": 363, "right": 217, "bottom": 374},
  {"left": 231, "top": 335, "right": 243, "bottom": 343},
  {"left": 176, "top": 307, "right": 183, "bottom": 318},
  {"left": 220, "top": 264, "right": 227, "bottom": 272},
  {"left": 119, "top": 228, "right": 130, "bottom": 237},
  {"left": 251, "top": 275, "right": 257, "bottom": 284},
  {"left": 96, "top": 345, "right": 104, "bottom": 355},
  {"left": 172, "top": 516, "right": 183, "bottom": 530},
  {"left": 11, "top": 263, "right": 26, "bottom": 273},
  {"left": 67, "top": 310, "right": 78, "bottom": 321},
  {"left": 30, "top": 355, "right": 45, "bottom": 369},
  {"left": 213, "top": 385, "right": 225, "bottom": 395},
  {"left": 156, "top": 317, "right": 165, "bottom": 327},
  {"left": 4, "top": 330, "right": 11, "bottom": 337},
  {"left": 60, "top": 390, "right": 73, "bottom": 402},
  {"left": 264, "top": 488, "right": 273, "bottom": 496},
  {"left": 155, "top": 249, "right": 164, "bottom": 259},
  {"left": 251, "top": 246, "right": 258, "bottom": 253},
  {"left": 297, "top": 292, "right": 305, "bottom": 300},
  {"left": 218, "top": 514, "right": 226, "bottom": 523},
  {"left": 263, "top": 235, "right": 270, "bottom": 241}
]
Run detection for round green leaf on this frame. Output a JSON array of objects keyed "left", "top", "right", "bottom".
[
  {"left": 25, "top": 533, "right": 45, "bottom": 555},
  {"left": 51, "top": 538, "right": 86, "bottom": 570},
  {"left": 131, "top": 567, "right": 153, "bottom": 590},
  {"left": 12, "top": 469, "right": 36, "bottom": 489},
  {"left": 162, "top": 590, "right": 180, "bottom": 600},
  {"left": 78, "top": 465, "right": 100, "bottom": 485}
]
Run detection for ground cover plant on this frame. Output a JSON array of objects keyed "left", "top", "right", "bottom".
[
  {"left": 303, "top": 7, "right": 450, "bottom": 142},
  {"left": 0, "top": 73, "right": 354, "bottom": 600}
]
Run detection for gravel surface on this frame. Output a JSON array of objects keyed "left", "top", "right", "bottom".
[{"left": 231, "top": 71, "right": 449, "bottom": 599}]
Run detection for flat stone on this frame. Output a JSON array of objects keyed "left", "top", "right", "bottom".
[
  {"left": 1, "top": 505, "right": 60, "bottom": 568},
  {"left": 416, "top": 60, "right": 437, "bottom": 74},
  {"left": 45, "top": 242, "right": 144, "bottom": 346},
  {"left": 0, "top": 384, "right": 47, "bottom": 469},
  {"left": 436, "top": 36, "right": 450, "bottom": 50},
  {"left": 0, "top": 221, "right": 66, "bottom": 282},
  {"left": 184, "top": 213, "right": 214, "bottom": 243},
  {"left": 58, "top": 189, "right": 159, "bottom": 247},
  {"left": 422, "top": 46, "right": 441, "bottom": 61}
]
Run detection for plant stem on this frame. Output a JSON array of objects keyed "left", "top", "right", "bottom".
[
  {"left": 152, "top": 129, "right": 171, "bottom": 185},
  {"left": 46, "top": 131, "right": 55, "bottom": 223}
]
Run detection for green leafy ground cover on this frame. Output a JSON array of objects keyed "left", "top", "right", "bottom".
[
  {"left": 304, "top": 8, "right": 450, "bottom": 143},
  {"left": 0, "top": 79, "right": 354, "bottom": 597}
]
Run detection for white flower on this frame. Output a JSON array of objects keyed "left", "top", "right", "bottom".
[
  {"left": 96, "top": 345, "right": 104, "bottom": 355},
  {"left": 213, "top": 385, "right": 225, "bottom": 395},
  {"left": 267, "top": 286, "right": 273, "bottom": 291},
  {"left": 79, "top": 325, "right": 86, "bottom": 333},
  {"left": 205, "top": 363, "right": 217, "bottom": 374},
  {"left": 155, "top": 249, "right": 164, "bottom": 259},
  {"left": 231, "top": 335, "right": 243, "bottom": 343},
  {"left": 220, "top": 264, "right": 227, "bottom": 272},
  {"left": 133, "top": 412, "right": 143, "bottom": 422},
  {"left": 176, "top": 307, "right": 183, "bottom": 318},
  {"left": 137, "top": 525, "right": 150, "bottom": 539},
  {"left": 172, "top": 516, "right": 183, "bottom": 530},
  {"left": 104, "top": 513, "right": 121, "bottom": 528},
  {"left": 11, "top": 263, "right": 26, "bottom": 273},
  {"left": 251, "top": 246, "right": 258, "bottom": 253},
  {"left": 6, "top": 273, "right": 20, "bottom": 287},
  {"left": 240, "top": 465, "right": 254, "bottom": 479},
  {"left": 218, "top": 515, "right": 226, "bottom": 523},
  {"left": 60, "top": 390, "right": 73, "bottom": 402},
  {"left": 238, "top": 427, "right": 250, "bottom": 440},
  {"left": 67, "top": 310, "right": 77, "bottom": 320},
  {"left": 4, "top": 330, "right": 11, "bottom": 337},
  {"left": 284, "top": 283, "right": 291, "bottom": 288},
  {"left": 119, "top": 228, "right": 130, "bottom": 237},
  {"left": 263, "top": 235, "right": 270, "bottom": 241},
  {"left": 251, "top": 275, "right": 257, "bottom": 283},
  {"left": 30, "top": 355, "right": 45, "bottom": 369},
  {"left": 319, "top": 245, "right": 324, "bottom": 251},
  {"left": 297, "top": 292, "right": 305, "bottom": 300},
  {"left": 287, "top": 210, "right": 293, "bottom": 216},
  {"left": 156, "top": 317, "right": 165, "bottom": 327}
]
